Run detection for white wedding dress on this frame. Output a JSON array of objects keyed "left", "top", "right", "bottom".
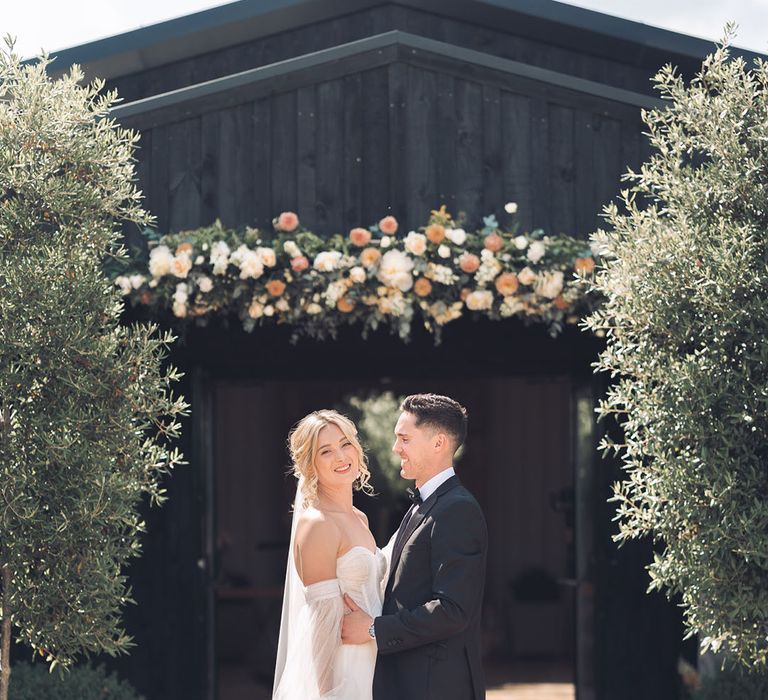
[{"left": 273, "top": 481, "right": 389, "bottom": 700}]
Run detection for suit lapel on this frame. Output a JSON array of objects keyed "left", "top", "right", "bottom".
[{"left": 386, "top": 475, "right": 460, "bottom": 591}]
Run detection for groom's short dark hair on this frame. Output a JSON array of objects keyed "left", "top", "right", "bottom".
[{"left": 401, "top": 393, "right": 468, "bottom": 448}]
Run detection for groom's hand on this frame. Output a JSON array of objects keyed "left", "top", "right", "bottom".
[{"left": 341, "top": 593, "right": 373, "bottom": 645}]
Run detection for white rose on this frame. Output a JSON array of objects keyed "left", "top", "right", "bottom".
[
  {"left": 465, "top": 290, "right": 494, "bottom": 311},
  {"left": 197, "top": 275, "right": 213, "bottom": 293},
  {"left": 195, "top": 255, "right": 205, "bottom": 265},
  {"left": 263, "top": 305, "right": 275, "bottom": 317},
  {"left": 437, "top": 245, "right": 451, "bottom": 259},
  {"left": 349, "top": 266, "right": 366, "bottom": 284},
  {"left": 535, "top": 270, "right": 564, "bottom": 299},
  {"left": 283, "top": 240, "right": 301, "bottom": 258},
  {"left": 276, "top": 298, "right": 290, "bottom": 312},
  {"left": 306, "top": 303, "right": 323, "bottom": 315},
  {"left": 527, "top": 241, "right": 546, "bottom": 263},
  {"left": 445, "top": 227, "right": 467, "bottom": 246},
  {"left": 149, "top": 245, "right": 174, "bottom": 278},
  {"left": 258, "top": 247, "right": 277, "bottom": 267},
  {"left": 380, "top": 236, "right": 391, "bottom": 248},
  {"left": 313, "top": 251, "right": 343, "bottom": 272},
  {"left": 514, "top": 235, "right": 528, "bottom": 250},
  {"left": 504, "top": 202, "right": 518, "bottom": 214},
  {"left": 518, "top": 267, "right": 537, "bottom": 285},
  {"left": 377, "top": 249, "right": 414, "bottom": 292},
  {"left": 404, "top": 231, "right": 427, "bottom": 256}
]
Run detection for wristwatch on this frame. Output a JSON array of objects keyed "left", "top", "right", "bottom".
[{"left": 368, "top": 622, "right": 376, "bottom": 639}]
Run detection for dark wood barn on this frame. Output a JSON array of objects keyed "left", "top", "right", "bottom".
[{"left": 47, "top": 2, "right": 763, "bottom": 699}]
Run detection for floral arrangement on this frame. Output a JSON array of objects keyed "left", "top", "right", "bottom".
[{"left": 113, "top": 204, "right": 602, "bottom": 343}]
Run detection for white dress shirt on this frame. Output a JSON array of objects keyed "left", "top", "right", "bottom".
[{"left": 418, "top": 466, "right": 456, "bottom": 502}]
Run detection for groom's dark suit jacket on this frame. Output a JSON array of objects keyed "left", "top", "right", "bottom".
[{"left": 373, "top": 475, "right": 487, "bottom": 700}]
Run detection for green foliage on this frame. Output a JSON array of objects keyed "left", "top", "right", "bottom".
[
  {"left": 587, "top": 29, "right": 768, "bottom": 666},
  {"left": 9, "top": 661, "right": 143, "bottom": 700},
  {"left": 342, "top": 391, "right": 404, "bottom": 498},
  {"left": 693, "top": 664, "right": 768, "bottom": 700},
  {"left": 0, "top": 37, "right": 188, "bottom": 676}
]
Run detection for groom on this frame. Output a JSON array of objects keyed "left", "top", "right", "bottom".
[{"left": 342, "top": 393, "right": 487, "bottom": 700}]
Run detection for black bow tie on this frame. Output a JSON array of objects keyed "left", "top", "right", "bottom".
[{"left": 406, "top": 487, "right": 422, "bottom": 505}]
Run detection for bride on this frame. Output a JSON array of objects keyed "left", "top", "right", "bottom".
[{"left": 272, "top": 409, "right": 387, "bottom": 699}]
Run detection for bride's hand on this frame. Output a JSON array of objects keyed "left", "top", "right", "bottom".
[{"left": 340, "top": 593, "right": 373, "bottom": 645}]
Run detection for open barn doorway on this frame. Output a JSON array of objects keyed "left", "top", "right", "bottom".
[{"left": 209, "top": 374, "right": 578, "bottom": 700}]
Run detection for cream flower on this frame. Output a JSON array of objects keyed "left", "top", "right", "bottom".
[
  {"left": 129, "top": 274, "right": 146, "bottom": 289},
  {"left": 437, "top": 244, "right": 451, "bottom": 259},
  {"left": 258, "top": 247, "right": 277, "bottom": 267},
  {"left": 527, "top": 240, "right": 546, "bottom": 263},
  {"left": 149, "top": 245, "right": 174, "bottom": 278},
  {"left": 248, "top": 299, "right": 264, "bottom": 318},
  {"left": 313, "top": 251, "right": 343, "bottom": 272},
  {"left": 197, "top": 275, "right": 213, "bottom": 293},
  {"left": 306, "top": 303, "right": 323, "bottom": 315},
  {"left": 377, "top": 249, "right": 414, "bottom": 292},
  {"left": 465, "top": 290, "right": 494, "bottom": 311},
  {"left": 276, "top": 298, "right": 290, "bottom": 312},
  {"left": 170, "top": 252, "right": 193, "bottom": 279},
  {"left": 380, "top": 236, "right": 392, "bottom": 248},
  {"left": 514, "top": 235, "right": 528, "bottom": 250},
  {"left": 504, "top": 202, "right": 518, "bottom": 214},
  {"left": 230, "top": 245, "right": 264, "bottom": 280},
  {"left": 425, "top": 263, "right": 458, "bottom": 285},
  {"left": 114, "top": 276, "right": 132, "bottom": 296},
  {"left": 404, "top": 231, "right": 427, "bottom": 256},
  {"left": 210, "top": 241, "right": 231, "bottom": 275},
  {"left": 349, "top": 266, "right": 367, "bottom": 284},
  {"left": 445, "top": 227, "right": 467, "bottom": 246},
  {"left": 535, "top": 270, "right": 565, "bottom": 299},
  {"left": 283, "top": 240, "right": 301, "bottom": 258},
  {"left": 518, "top": 266, "right": 537, "bottom": 285}
]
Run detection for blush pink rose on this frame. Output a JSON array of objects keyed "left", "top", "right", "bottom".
[
  {"left": 459, "top": 252, "right": 480, "bottom": 274},
  {"left": 379, "top": 216, "right": 398, "bottom": 235},
  {"left": 277, "top": 211, "right": 299, "bottom": 232},
  {"left": 291, "top": 255, "right": 309, "bottom": 272},
  {"left": 349, "top": 227, "right": 372, "bottom": 247},
  {"left": 484, "top": 232, "right": 504, "bottom": 252}
]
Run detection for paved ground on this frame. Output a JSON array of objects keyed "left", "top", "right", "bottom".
[{"left": 220, "top": 659, "right": 574, "bottom": 699}]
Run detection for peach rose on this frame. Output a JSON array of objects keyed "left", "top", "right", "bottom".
[
  {"left": 459, "top": 253, "right": 480, "bottom": 274},
  {"left": 266, "top": 279, "right": 287, "bottom": 297},
  {"left": 360, "top": 247, "right": 381, "bottom": 268},
  {"left": 575, "top": 256, "right": 596, "bottom": 274},
  {"left": 277, "top": 211, "right": 299, "bottom": 232},
  {"left": 484, "top": 232, "right": 504, "bottom": 252},
  {"left": 414, "top": 278, "right": 433, "bottom": 297},
  {"left": 337, "top": 297, "right": 356, "bottom": 313},
  {"left": 554, "top": 294, "right": 570, "bottom": 310},
  {"left": 495, "top": 272, "right": 519, "bottom": 296},
  {"left": 290, "top": 255, "right": 309, "bottom": 273},
  {"left": 349, "top": 227, "right": 372, "bottom": 247},
  {"left": 176, "top": 242, "right": 193, "bottom": 256},
  {"left": 379, "top": 216, "right": 398, "bottom": 235},
  {"left": 425, "top": 224, "right": 445, "bottom": 244}
]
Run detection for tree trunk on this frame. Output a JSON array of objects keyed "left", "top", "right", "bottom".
[{"left": 0, "top": 564, "right": 11, "bottom": 700}]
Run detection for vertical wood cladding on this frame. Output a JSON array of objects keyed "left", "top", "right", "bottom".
[{"left": 137, "top": 62, "right": 644, "bottom": 239}]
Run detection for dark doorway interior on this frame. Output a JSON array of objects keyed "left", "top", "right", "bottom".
[{"left": 211, "top": 373, "right": 577, "bottom": 699}]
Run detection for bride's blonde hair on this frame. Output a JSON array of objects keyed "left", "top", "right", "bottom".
[{"left": 288, "top": 409, "right": 373, "bottom": 507}]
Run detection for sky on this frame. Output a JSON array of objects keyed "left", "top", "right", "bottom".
[{"left": 2, "top": 0, "right": 767, "bottom": 58}]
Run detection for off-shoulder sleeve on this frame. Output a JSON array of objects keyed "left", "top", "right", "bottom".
[{"left": 273, "top": 578, "right": 345, "bottom": 699}]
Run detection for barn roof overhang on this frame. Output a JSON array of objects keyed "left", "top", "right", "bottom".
[
  {"left": 110, "top": 30, "right": 664, "bottom": 130},
  {"left": 47, "top": 0, "right": 765, "bottom": 84}
]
